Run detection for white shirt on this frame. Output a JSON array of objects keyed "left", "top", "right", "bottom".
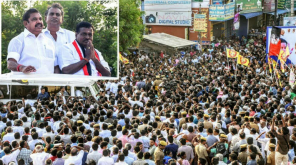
[
  {"left": 86, "top": 151, "right": 102, "bottom": 164},
  {"left": 28, "top": 139, "right": 44, "bottom": 151},
  {"left": 12, "top": 126, "right": 24, "bottom": 136},
  {"left": 30, "top": 152, "right": 50, "bottom": 165},
  {"left": 100, "top": 130, "right": 111, "bottom": 138},
  {"left": 1, "top": 149, "right": 20, "bottom": 165},
  {"left": 98, "top": 156, "right": 114, "bottom": 165},
  {"left": 43, "top": 28, "right": 75, "bottom": 66},
  {"left": 64, "top": 150, "right": 85, "bottom": 165},
  {"left": 75, "top": 90, "right": 83, "bottom": 97},
  {"left": 42, "top": 132, "right": 55, "bottom": 142},
  {"left": 3, "top": 133, "right": 15, "bottom": 143},
  {"left": 7, "top": 28, "right": 55, "bottom": 74},
  {"left": 115, "top": 161, "right": 128, "bottom": 165},
  {"left": 58, "top": 41, "right": 110, "bottom": 76}
]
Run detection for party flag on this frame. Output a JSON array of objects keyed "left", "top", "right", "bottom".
[
  {"left": 237, "top": 55, "right": 249, "bottom": 67},
  {"left": 119, "top": 52, "right": 129, "bottom": 64},
  {"left": 227, "top": 49, "right": 239, "bottom": 58}
]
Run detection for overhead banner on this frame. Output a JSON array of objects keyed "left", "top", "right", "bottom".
[
  {"left": 236, "top": 0, "right": 262, "bottom": 14},
  {"left": 209, "top": 3, "right": 235, "bottom": 21},
  {"left": 233, "top": 13, "right": 240, "bottom": 30},
  {"left": 145, "top": 11, "right": 192, "bottom": 26},
  {"left": 144, "top": 0, "right": 191, "bottom": 11},
  {"left": 284, "top": 17, "right": 296, "bottom": 26},
  {"left": 263, "top": 0, "right": 275, "bottom": 12},
  {"left": 266, "top": 26, "right": 296, "bottom": 65},
  {"left": 194, "top": 14, "right": 207, "bottom": 32}
]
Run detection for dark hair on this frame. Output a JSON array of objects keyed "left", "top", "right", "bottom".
[
  {"left": 76, "top": 22, "right": 94, "bottom": 33},
  {"left": 45, "top": 3, "right": 64, "bottom": 17},
  {"left": 23, "top": 8, "right": 40, "bottom": 22}
]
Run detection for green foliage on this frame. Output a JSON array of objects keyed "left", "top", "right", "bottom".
[
  {"left": 1, "top": 1, "right": 117, "bottom": 76},
  {"left": 119, "top": 0, "right": 144, "bottom": 53}
]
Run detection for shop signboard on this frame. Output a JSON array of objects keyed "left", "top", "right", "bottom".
[
  {"left": 144, "top": 0, "right": 191, "bottom": 11},
  {"left": 236, "top": 0, "right": 262, "bottom": 14},
  {"left": 263, "top": 0, "right": 275, "bottom": 12},
  {"left": 277, "top": 0, "right": 292, "bottom": 9},
  {"left": 145, "top": 11, "right": 192, "bottom": 26},
  {"left": 209, "top": 2, "right": 235, "bottom": 21},
  {"left": 194, "top": 14, "right": 207, "bottom": 32}
]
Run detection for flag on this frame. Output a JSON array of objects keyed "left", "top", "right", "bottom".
[
  {"left": 119, "top": 52, "right": 129, "bottom": 64},
  {"left": 237, "top": 55, "right": 249, "bottom": 67},
  {"left": 227, "top": 49, "right": 239, "bottom": 58},
  {"left": 268, "top": 56, "right": 272, "bottom": 74}
]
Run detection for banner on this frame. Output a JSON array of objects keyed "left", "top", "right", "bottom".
[
  {"left": 266, "top": 26, "right": 296, "bottom": 65},
  {"left": 209, "top": 3, "right": 235, "bottom": 21},
  {"left": 119, "top": 53, "right": 129, "bottom": 64},
  {"left": 263, "top": 0, "right": 275, "bottom": 12},
  {"left": 194, "top": 14, "right": 207, "bottom": 32},
  {"left": 236, "top": 0, "right": 262, "bottom": 14},
  {"left": 237, "top": 55, "right": 250, "bottom": 66},
  {"left": 145, "top": 11, "right": 192, "bottom": 26},
  {"left": 284, "top": 17, "right": 296, "bottom": 26},
  {"left": 144, "top": 0, "right": 191, "bottom": 11},
  {"left": 233, "top": 13, "right": 240, "bottom": 30},
  {"left": 227, "top": 48, "right": 239, "bottom": 58},
  {"left": 277, "top": 0, "right": 292, "bottom": 9},
  {"left": 289, "top": 70, "right": 295, "bottom": 87},
  {"left": 212, "top": 0, "right": 223, "bottom": 4}
]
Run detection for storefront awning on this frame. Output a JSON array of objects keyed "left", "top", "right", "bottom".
[
  {"left": 268, "top": 9, "right": 290, "bottom": 15},
  {"left": 210, "top": 18, "right": 233, "bottom": 22},
  {"left": 240, "top": 12, "right": 263, "bottom": 19}
]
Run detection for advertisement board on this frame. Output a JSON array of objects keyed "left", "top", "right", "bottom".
[
  {"left": 194, "top": 14, "right": 207, "bottom": 32},
  {"left": 284, "top": 17, "right": 296, "bottom": 26},
  {"left": 145, "top": 11, "right": 192, "bottom": 26},
  {"left": 236, "top": 0, "right": 262, "bottom": 14},
  {"left": 144, "top": 0, "right": 191, "bottom": 11},
  {"left": 209, "top": 3, "right": 235, "bottom": 21},
  {"left": 233, "top": 13, "right": 240, "bottom": 30},
  {"left": 266, "top": 26, "right": 296, "bottom": 64},
  {"left": 263, "top": 0, "right": 275, "bottom": 12}
]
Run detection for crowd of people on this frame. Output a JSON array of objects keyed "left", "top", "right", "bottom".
[{"left": 0, "top": 34, "right": 296, "bottom": 165}]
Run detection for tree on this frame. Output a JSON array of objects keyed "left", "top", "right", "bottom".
[
  {"left": 1, "top": 1, "right": 117, "bottom": 76},
  {"left": 119, "top": 0, "right": 144, "bottom": 53}
]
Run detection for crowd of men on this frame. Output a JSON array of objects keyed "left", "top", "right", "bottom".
[{"left": 1, "top": 16, "right": 296, "bottom": 165}]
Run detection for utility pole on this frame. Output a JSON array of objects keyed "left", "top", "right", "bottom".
[
  {"left": 274, "top": 0, "right": 278, "bottom": 25},
  {"left": 292, "top": 0, "right": 294, "bottom": 17}
]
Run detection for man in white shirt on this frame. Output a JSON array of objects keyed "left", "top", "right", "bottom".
[
  {"left": 98, "top": 149, "right": 114, "bottom": 165},
  {"left": 1, "top": 146, "right": 21, "bottom": 165},
  {"left": 7, "top": 8, "right": 57, "bottom": 74},
  {"left": 28, "top": 132, "right": 44, "bottom": 151},
  {"left": 58, "top": 22, "right": 111, "bottom": 76},
  {"left": 64, "top": 146, "right": 85, "bottom": 165},
  {"left": 30, "top": 145, "right": 50, "bottom": 165},
  {"left": 3, "top": 127, "right": 15, "bottom": 143},
  {"left": 42, "top": 126, "right": 55, "bottom": 142},
  {"left": 86, "top": 143, "right": 102, "bottom": 164},
  {"left": 43, "top": 3, "right": 75, "bottom": 73}
]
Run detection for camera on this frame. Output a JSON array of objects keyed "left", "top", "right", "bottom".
[{"left": 145, "top": 14, "right": 156, "bottom": 23}]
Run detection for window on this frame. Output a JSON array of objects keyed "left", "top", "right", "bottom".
[
  {"left": 74, "top": 87, "right": 92, "bottom": 97},
  {"left": 11, "top": 85, "right": 39, "bottom": 100},
  {"left": 92, "top": 83, "right": 100, "bottom": 96},
  {"left": 43, "top": 86, "right": 71, "bottom": 96},
  {"left": 0, "top": 85, "right": 10, "bottom": 99}
]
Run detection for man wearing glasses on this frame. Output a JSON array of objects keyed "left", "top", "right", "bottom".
[{"left": 43, "top": 3, "right": 75, "bottom": 73}]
